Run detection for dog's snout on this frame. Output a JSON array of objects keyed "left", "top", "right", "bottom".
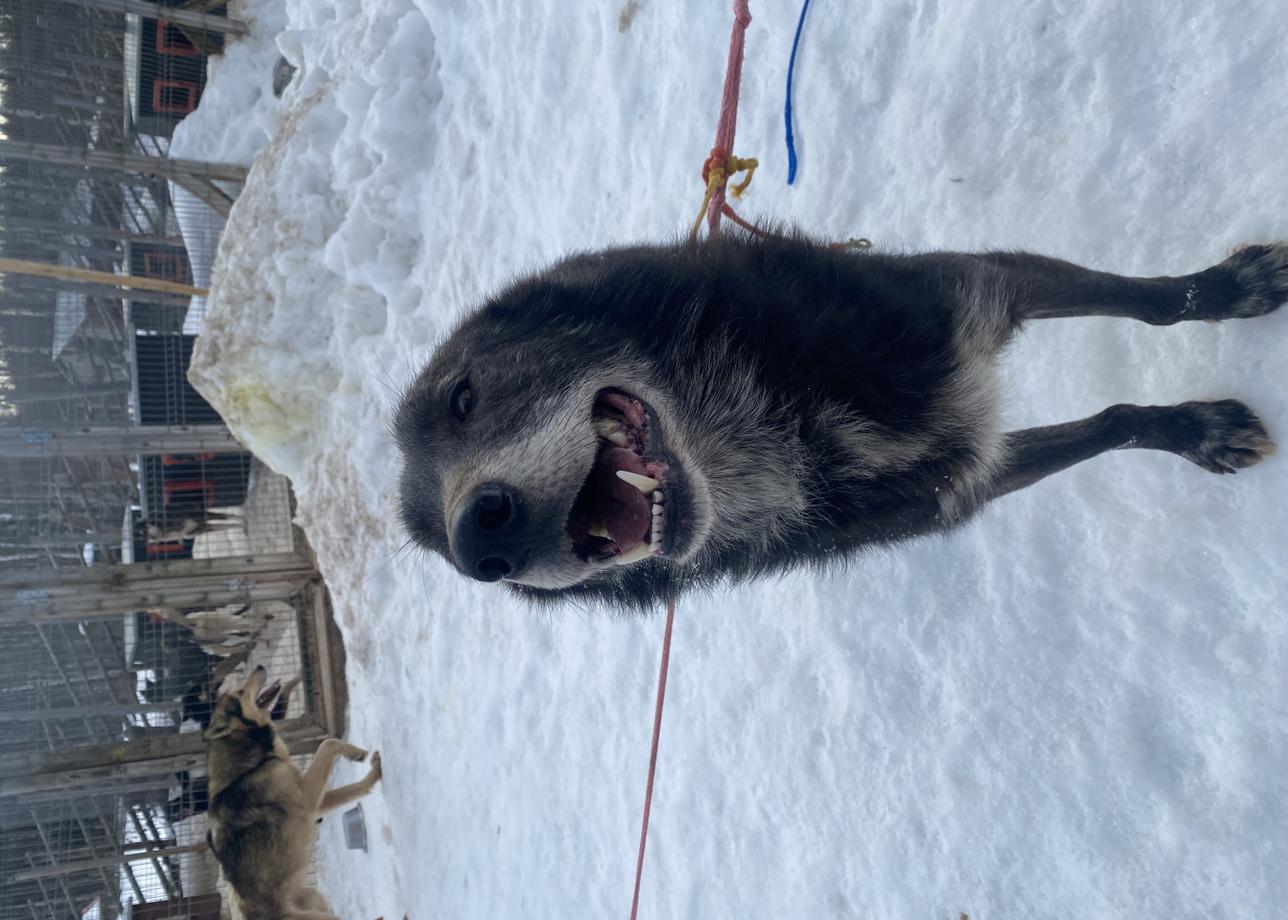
[
  {"left": 453, "top": 485, "right": 529, "bottom": 582},
  {"left": 472, "top": 487, "right": 517, "bottom": 531}
]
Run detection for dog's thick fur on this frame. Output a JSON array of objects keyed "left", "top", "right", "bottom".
[
  {"left": 204, "top": 667, "right": 382, "bottom": 920},
  {"left": 395, "top": 233, "right": 1285, "bottom": 609}
]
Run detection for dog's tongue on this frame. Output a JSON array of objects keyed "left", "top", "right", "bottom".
[
  {"left": 255, "top": 680, "right": 281, "bottom": 708},
  {"left": 570, "top": 447, "right": 652, "bottom": 551}
]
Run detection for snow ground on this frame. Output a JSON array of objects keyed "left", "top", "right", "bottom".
[{"left": 178, "top": 1, "right": 1288, "bottom": 917}]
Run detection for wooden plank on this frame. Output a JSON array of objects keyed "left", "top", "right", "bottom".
[
  {"left": 0, "top": 256, "right": 208, "bottom": 297},
  {"left": 3, "top": 383, "right": 131, "bottom": 406},
  {"left": 2, "top": 215, "right": 181, "bottom": 246},
  {"left": 0, "top": 703, "right": 178, "bottom": 723},
  {"left": 310, "top": 583, "right": 341, "bottom": 736},
  {"left": 0, "top": 580, "right": 310, "bottom": 621},
  {"left": 0, "top": 139, "right": 248, "bottom": 184},
  {"left": 0, "top": 554, "right": 319, "bottom": 622},
  {"left": 12, "top": 843, "right": 210, "bottom": 884},
  {"left": 0, "top": 424, "right": 241, "bottom": 458},
  {"left": 168, "top": 172, "right": 235, "bottom": 217},
  {"left": 0, "top": 719, "right": 328, "bottom": 796},
  {"left": 53, "top": 0, "right": 249, "bottom": 35},
  {"left": 0, "top": 552, "right": 314, "bottom": 589},
  {"left": 179, "top": 0, "right": 230, "bottom": 12}
]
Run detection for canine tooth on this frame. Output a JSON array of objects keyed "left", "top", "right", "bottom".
[
  {"left": 652, "top": 490, "right": 664, "bottom": 503},
  {"left": 616, "top": 470, "right": 660, "bottom": 492},
  {"left": 588, "top": 524, "right": 611, "bottom": 539},
  {"left": 651, "top": 505, "right": 664, "bottom": 517},
  {"left": 595, "top": 420, "right": 629, "bottom": 447},
  {"left": 614, "top": 542, "right": 653, "bottom": 566}
]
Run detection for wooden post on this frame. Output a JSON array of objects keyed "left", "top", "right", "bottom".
[
  {"left": 0, "top": 424, "right": 241, "bottom": 459},
  {"left": 0, "top": 257, "right": 208, "bottom": 298},
  {"left": 51, "top": 0, "right": 249, "bottom": 36},
  {"left": 0, "top": 718, "right": 328, "bottom": 797},
  {"left": 0, "top": 553, "right": 318, "bottom": 622},
  {"left": 0, "top": 139, "right": 243, "bottom": 216},
  {"left": 180, "top": 0, "right": 232, "bottom": 12},
  {"left": 2, "top": 382, "right": 131, "bottom": 406},
  {"left": 0, "top": 139, "right": 248, "bottom": 183},
  {"left": 3, "top": 215, "right": 181, "bottom": 246},
  {"left": 0, "top": 703, "right": 180, "bottom": 723}
]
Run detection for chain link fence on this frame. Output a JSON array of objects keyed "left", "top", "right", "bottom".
[{"left": 0, "top": 4, "right": 342, "bottom": 918}]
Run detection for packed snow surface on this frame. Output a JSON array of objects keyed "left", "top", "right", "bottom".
[{"left": 178, "top": 1, "right": 1288, "bottom": 917}]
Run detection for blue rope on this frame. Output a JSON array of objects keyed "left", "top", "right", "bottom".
[{"left": 784, "top": 0, "right": 812, "bottom": 185}]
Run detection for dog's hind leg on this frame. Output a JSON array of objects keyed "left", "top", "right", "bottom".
[
  {"left": 968, "top": 243, "right": 1288, "bottom": 326},
  {"left": 317, "top": 752, "right": 382, "bottom": 815},
  {"left": 981, "top": 400, "right": 1275, "bottom": 505}
]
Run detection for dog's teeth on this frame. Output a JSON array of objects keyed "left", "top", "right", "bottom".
[
  {"left": 588, "top": 524, "right": 611, "bottom": 539},
  {"left": 652, "top": 490, "right": 664, "bottom": 503},
  {"left": 614, "top": 542, "right": 653, "bottom": 566},
  {"left": 595, "top": 419, "right": 629, "bottom": 447},
  {"left": 616, "top": 470, "right": 660, "bottom": 493},
  {"left": 651, "top": 504, "right": 664, "bottom": 518}
]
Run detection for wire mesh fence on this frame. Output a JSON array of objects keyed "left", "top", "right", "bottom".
[{"left": 0, "top": 4, "right": 339, "bottom": 919}]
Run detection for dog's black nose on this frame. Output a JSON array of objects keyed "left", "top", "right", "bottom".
[{"left": 453, "top": 485, "right": 529, "bottom": 582}]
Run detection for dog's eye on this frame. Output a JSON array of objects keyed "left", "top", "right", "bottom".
[{"left": 449, "top": 379, "right": 473, "bottom": 421}]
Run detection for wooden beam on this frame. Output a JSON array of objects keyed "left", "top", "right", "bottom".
[
  {"left": 179, "top": 0, "right": 230, "bottom": 12},
  {"left": 2, "top": 382, "right": 131, "bottom": 405},
  {"left": 11, "top": 843, "right": 206, "bottom": 884},
  {"left": 0, "top": 424, "right": 241, "bottom": 459},
  {"left": 0, "top": 553, "right": 313, "bottom": 589},
  {"left": 0, "top": 703, "right": 177, "bottom": 723},
  {"left": 51, "top": 0, "right": 249, "bottom": 36},
  {"left": 0, "top": 552, "right": 318, "bottom": 622},
  {"left": 168, "top": 171, "right": 236, "bottom": 217},
  {"left": 0, "top": 718, "right": 327, "bottom": 796},
  {"left": 0, "top": 256, "right": 208, "bottom": 298},
  {"left": 0, "top": 138, "right": 248, "bottom": 184},
  {"left": 2, "top": 215, "right": 181, "bottom": 246}
]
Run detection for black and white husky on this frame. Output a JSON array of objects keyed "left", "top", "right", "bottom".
[{"left": 395, "top": 234, "right": 1284, "bottom": 608}]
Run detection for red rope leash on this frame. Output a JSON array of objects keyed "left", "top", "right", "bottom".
[
  {"left": 627, "top": 597, "right": 676, "bottom": 920},
  {"left": 703, "top": 0, "right": 755, "bottom": 236},
  {"left": 687, "top": 0, "right": 757, "bottom": 242},
  {"left": 631, "top": 6, "right": 752, "bottom": 918},
  {"left": 688, "top": 0, "right": 869, "bottom": 250}
]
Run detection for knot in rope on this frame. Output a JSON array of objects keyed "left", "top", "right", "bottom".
[{"left": 691, "top": 148, "right": 760, "bottom": 240}]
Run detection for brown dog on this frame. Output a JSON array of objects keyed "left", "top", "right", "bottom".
[{"left": 204, "top": 667, "right": 382, "bottom": 920}]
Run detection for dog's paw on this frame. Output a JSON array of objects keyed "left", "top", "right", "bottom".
[
  {"left": 1211, "top": 243, "right": 1288, "bottom": 319},
  {"left": 1174, "top": 400, "right": 1276, "bottom": 474},
  {"left": 368, "top": 751, "right": 382, "bottom": 781},
  {"left": 344, "top": 744, "right": 369, "bottom": 762}
]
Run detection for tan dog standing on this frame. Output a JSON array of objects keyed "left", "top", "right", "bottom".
[{"left": 205, "top": 666, "right": 382, "bottom": 920}]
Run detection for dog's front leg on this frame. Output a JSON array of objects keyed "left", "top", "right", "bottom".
[
  {"left": 301, "top": 738, "right": 367, "bottom": 804},
  {"left": 317, "top": 751, "right": 382, "bottom": 815}
]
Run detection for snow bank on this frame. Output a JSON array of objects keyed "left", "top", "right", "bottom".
[{"left": 185, "top": 1, "right": 1288, "bottom": 917}]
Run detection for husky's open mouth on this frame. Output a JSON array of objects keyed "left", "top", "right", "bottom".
[
  {"left": 567, "top": 389, "right": 677, "bottom": 566},
  {"left": 254, "top": 679, "right": 282, "bottom": 709}
]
